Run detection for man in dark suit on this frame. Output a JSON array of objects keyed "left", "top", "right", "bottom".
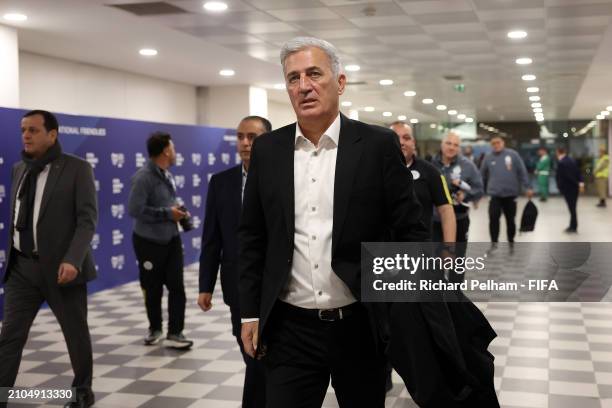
[
  {"left": 0, "top": 110, "right": 98, "bottom": 408},
  {"left": 239, "top": 37, "right": 428, "bottom": 408},
  {"left": 556, "top": 146, "right": 584, "bottom": 233},
  {"left": 198, "top": 115, "right": 271, "bottom": 408}
]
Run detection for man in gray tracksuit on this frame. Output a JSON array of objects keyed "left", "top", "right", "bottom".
[{"left": 480, "top": 136, "right": 533, "bottom": 244}]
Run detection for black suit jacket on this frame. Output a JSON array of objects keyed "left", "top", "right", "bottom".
[
  {"left": 556, "top": 155, "right": 582, "bottom": 195},
  {"left": 199, "top": 165, "right": 242, "bottom": 308},
  {"left": 4, "top": 153, "right": 98, "bottom": 286},
  {"left": 238, "top": 114, "right": 429, "bottom": 338}
]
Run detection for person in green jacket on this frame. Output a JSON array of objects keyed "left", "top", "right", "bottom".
[
  {"left": 594, "top": 145, "right": 609, "bottom": 208},
  {"left": 535, "top": 147, "right": 551, "bottom": 201}
]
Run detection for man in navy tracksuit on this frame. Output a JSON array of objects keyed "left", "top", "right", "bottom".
[{"left": 555, "top": 147, "right": 584, "bottom": 233}]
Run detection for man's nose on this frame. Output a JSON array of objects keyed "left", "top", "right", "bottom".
[{"left": 299, "top": 74, "right": 312, "bottom": 92}]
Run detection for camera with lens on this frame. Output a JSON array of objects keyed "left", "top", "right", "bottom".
[{"left": 178, "top": 205, "right": 195, "bottom": 232}]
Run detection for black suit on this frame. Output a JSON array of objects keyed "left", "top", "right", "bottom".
[
  {"left": 239, "top": 114, "right": 428, "bottom": 407},
  {"left": 199, "top": 165, "right": 265, "bottom": 408},
  {"left": 0, "top": 153, "right": 97, "bottom": 396},
  {"left": 556, "top": 155, "right": 582, "bottom": 230}
]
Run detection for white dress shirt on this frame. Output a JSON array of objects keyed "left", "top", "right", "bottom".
[
  {"left": 279, "top": 114, "right": 356, "bottom": 309},
  {"left": 13, "top": 164, "right": 51, "bottom": 253}
]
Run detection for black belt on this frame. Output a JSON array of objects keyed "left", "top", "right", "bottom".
[
  {"left": 13, "top": 248, "right": 39, "bottom": 261},
  {"left": 278, "top": 300, "right": 360, "bottom": 322}
]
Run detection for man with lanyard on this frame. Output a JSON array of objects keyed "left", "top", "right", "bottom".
[{"left": 535, "top": 147, "right": 551, "bottom": 202}]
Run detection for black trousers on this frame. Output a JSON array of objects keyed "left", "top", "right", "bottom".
[
  {"left": 262, "top": 301, "right": 386, "bottom": 408},
  {"left": 433, "top": 217, "right": 470, "bottom": 282},
  {"left": 0, "top": 253, "right": 92, "bottom": 393},
  {"left": 132, "top": 233, "right": 185, "bottom": 334},
  {"left": 488, "top": 196, "right": 517, "bottom": 243},
  {"left": 562, "top": 189, "right": 579, "bottom": 230}
]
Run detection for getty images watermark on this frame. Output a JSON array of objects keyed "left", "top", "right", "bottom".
[{"left": 361, "top": 242, "right": 610, "bottom": 302}]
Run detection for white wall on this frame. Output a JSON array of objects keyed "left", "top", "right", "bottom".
[
  {"left": 267, "top": 99, "right": 295, "bottom": 130},
  {"left": 18, "top": 52, "right": 198, "bottom": 125},
  {"left": 0, "top": 24, "right": 19, "bottom": 108}
]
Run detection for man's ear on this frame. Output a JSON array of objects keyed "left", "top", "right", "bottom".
[{"left": 337, "top": 73, "right": 347, "bottom": 95}]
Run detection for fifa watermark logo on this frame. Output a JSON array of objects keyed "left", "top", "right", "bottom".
[
  {"left": 192, "top": 195, "right": 202, "bottom": 208},
  {"left": 111, "top": 255, "right": 125, "bottom": 270},
  {"left": 176, "top": 152, "right": 184, "bottom": 167},
  {"left": 112, "top": 178, "right": 124, "bottom": 194},
  {"left": 112, "top": 229, "right": 124, "bottom": 245},
  {"left": 111, "top": 204, "right": 125, "bottom": 219},
  {"left": 85, "top": 153, "right": 99, "bottom": 168},
  {"left": 91, "top": 234, "right": 100, "bottom": 250},
  {"left": 111, "top": 153, "right": 125, "bottom": 168},
  {"left": 193, "top": 174, "right": 202, "bottom": 188},
  {"left": 208, "top": 153, "right": 216, "bottom": 166},
  {"left": 192, "top": 153, "right": 202, "bottom": 166},
  {"left": 174, "top": 175, "right": 185, "bottom": 189},
  {"left": 0, "top": 185, "right": 5, "bottom": 204},
  {"left": 135, "top": 152, "right": 146, "bottom": 168},
  {"left": 192, "top": 237, "right": 202, "bottom": 250}
]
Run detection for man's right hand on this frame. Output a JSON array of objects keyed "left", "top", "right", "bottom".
[
  {"left": 197, "top": 292, "right": 213, "bottom": 311},
  {"left": 241, "top": 321, "right": 259, "bottom": 358},
  {"left": 170, "top": 206, "right": 187, "bottom": 222}
]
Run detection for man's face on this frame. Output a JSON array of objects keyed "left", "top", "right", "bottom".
[
  {"left": 284, "top": 47, "right": 346, "bottom": 123},
  {"left": 165, "top": 140, "right": 177, "bottom": 165},
  {"left": 441, "top": 134, "right": 460, "bottom": 160},
  {"left": 538, "top": 148, "right": 546, "bottom": 157},
  {"left": 237, "top": 119, "right": 266, "bottom": 163},
  {"left": 491, "top": 137, "right": 504, "bottom": 153},
  {"left": 21, "top": 114, "right": 57, "bottom": 158},
  {"left": 391, "top": 124, "right": 415, "bottom": 161}
]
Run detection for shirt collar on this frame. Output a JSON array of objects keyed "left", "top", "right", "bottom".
[{"left": 295, "top": 113, "right": 341, "bottom": 147}]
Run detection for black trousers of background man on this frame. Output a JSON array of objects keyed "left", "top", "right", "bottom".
[
  {"left": 262, "top": 301, "right": 386, "bottom": 408},
  {"left": 488, "top": 196, "right": 517, "bottom": 243},
  {"left": 562, "top": 189, "right": 579, "bottom": 230},
  {"left": 132, "top": 233, "right": 186, "bottom": 335},
  {"left": 0, "top": 253, "right": 93, "bottom": 392},
  {"left": 433, "top": 217, "right": 470, "bottom": 282}
]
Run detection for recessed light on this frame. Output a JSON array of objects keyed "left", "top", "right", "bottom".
[
  {"left": 404, "top": 90, "right": 416, "bottom": 97},
  {"left": 383, "top": 111, "right": 392, "bottom": 117},
  {"left": 139, "top": 48, "right": 158, "bottom": 56},
  {"left": 537, "top": 117, "right": 544, "bottom": 122},
  {"left": 430, "top": 124, "right": 437, "bottom": 129},
  {"left": 522, "top": 74, "right": 536, "bottom": 81},
  {"left": 341, "top": 101, "right": 352, "bottom": 107},
  {"left": 379, "top": 79, "right": 393, "bottom": 86},
  {"left": 364, "top": 106, "right": 375, "bottom": 112},
  {"left": 531, "top": 103, "right": 542, "bottom": 108},
  {"left": 465, "top": 118, "right": 474, "bottom": 123},
  {"left": 410, "top": 118, "right": 419, "bottom": 124},
  {"left": 448, "top": 110, "right": 457, "bottom": 115},
  {"left": 596, "top": 114, "right": 604, "bottom": 120},
  {"left": 563, "top": 132, "right": 569, "bottom": 137},
  {"left": 529, "top": 96, "right": 541, "bottom": 102},
  {"left": 515, "top": 57, "right": 532, "bottom": 65},
  {"left": 457, "top": 114, "right": 466, "bottom": 120},
  {"left": 203, "top": 1, "right": 228, "bottom": 11},
  {"left": 601, "top": 110, "right": 610, "bottom": 116},
  {"left": 533, "top": 108, "right": 543, "bottom": 113},
  {"left": 273, "top": 83, "right": 285, "bottom": 90},
  {"left": 436, "top": 105, "right": 447, "bottom": 111},
  {"left": 526, "top": 87, "right": 539, "bottom": 93},
  {"left": 507, "top": 30, "right": 527, "bottom": 39},
  {"left": 3, "top": 12, "right": 27, "bottom": 21},
  {"left": 398, "top": 115, "right": 407, "bottom": 121},
  {"left": 345, "top": 64, "right": 360, "bottom": 72},
  {"left": 422, "top": 98, "right": 434, "bottom": 104},
  {"left": 219, "top": 69, "right": 235, "bottom": 76}
]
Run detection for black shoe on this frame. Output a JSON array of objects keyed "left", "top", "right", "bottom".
[
  {"left": 597, "top": 201, "right": 606, "bottom": 208},
  {"left": 564, "top": 227, "right": 577, "bottom": 234},
  {"left": 486, "top": 243, "right": 498, "bottom": 256},
  {"left": 144, "top": 329, "right": 163, "bottom": 345},
  {"left": 539, "top": 197, "right": 547, "bottom": 202},
  {"left": 385, "top": 370, "right": 393, "bottom": 393},
  {"left": 165, "top": 333, "right": 193, "bottom": 349},
  {"left": 64, "top": 390, "right": 94, "bottom": 408}
]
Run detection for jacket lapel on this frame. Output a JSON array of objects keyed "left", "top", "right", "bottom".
[
  {"left": 9, "top": 163, "right": 27, "bottom": 233},
  {"left": 276, "top": 126, "right": 296, "bottom": 240},
  {"left": 332, "top": 114, "right": 363, "bottom": 254},
  {"left": 234, "top": 164, "right": 243, "bottom": 220},
  {"left": 37, "top": 155, "right": 67, "bottom": 224}
]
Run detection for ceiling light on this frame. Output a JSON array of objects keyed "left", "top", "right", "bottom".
[
  {"left": 430, "top": 124, "right": 437, "bottom": 129},
  {"left": 457, "top": 114, "right": 466, "bottom": 120},
  {"left": 383, "top": 111, "right": 392, "bottom": 117},
  {"left": 410, "top": 118, "right": 419, "bottom": 124},
  {"left": 436, "top": 105, "right": 447, "bottom": 111},
  {"left": 404, "top": 90, "right": 416, "bottom": 97},
  {"left": 448, "top": 110, "right": 457, "bottom": 115},
  {"left": 398, "top": 115, "right": 407, "bottom": 121},
  {"left": 533, "top": 108, "right": 543, "bottom": 113},
  {"left": 507, "top": 30, "right": 527, "bottom": 39},
  {"left": 531, "top": 103, "right": 542, "bottom": 108},
  {"left": 3, "top": 13, "right": 27, "bottom": 21},
  {"left": 529, "top": 96, "right": 541, "bottom": 102},
  {"left": 341, "top": 101, "right": 352, "bottom": 107},
  {"left": 515, "top": 57, "right": 532, "bottom": 65},
  {"left": 522, "top": 74, "right": 536, "bottom": 81},
  {"left": 422, "top": 98, "right": 434, "bottom": 104},
  {"left": 345, "top": 64, "right": 360, "bottom": 72},
  {"left": 607, "top": 106, "right": 612, "bottom": 111},
  {"left": 203, "top": 1, "right": 228, "bottom": 11},
  {"left": 364, "top": 106, "right": 375, "bottom": 112},
  {"left": 537, "top": 117, "right": 544, "bottom": 122},
  {"left": 526, "top": 87, "right": 539, "bottom": 93},
  {"left": 139, "top": 48, "right": 158, "bottom": 56},
  {"left": 465, "top": 117, "right": 474, "bottom": 123},
  {"left": 379, "top": 79, "right": 393, "bottom": 86},
  {"left": 219, "top": 69, "right": 235, "bottom": 76},
  {"left": 535, "top": 114, "right": 544, "bottom": 119},
  {"left": 273, "top": 83, "right": 285, "bottom": 90},
  {"left": 563, "top": 132, "right": 569, "bottom": 137},
  {"left": 601, "top": 110, "right": 610, "bottom": 116},
  {"left": 596, "top": 114, "right": 605, "bottom": 120}
]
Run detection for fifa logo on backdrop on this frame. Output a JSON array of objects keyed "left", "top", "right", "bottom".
[
  {"left": 111, "top": 255, "right": 125, "bottom": 270},
  {"left": 174, "top": 175, "right": 185, "bottom": 189},
  {"left": 176, "top": 152, "right": 184, "bottom": 167},
  {"left": 0, "top": 157, "right": 4, "bottom": 165},
  {"left": 111, "top": 204, "right": 125, "bottom": 219},
  {"left": 94, "top": 180, "right": 100, "bottom": 192},
  {"left": 192, "top": 153, "right": 202, "bottom": 166},
  {"left": 85, "top": 153, "right": 99, "bottom": 168},
  {"left": 192, "top": 195, "right": 202, "bottom": 208},
  {"left": 235, "top": 152, "right": 241, "bottom": 164},
  {"left": 0, "top": 249, "right": 5, "bottom": 270},
  {"left": 0, "top": 222, "right": 4, "bottom": 231},
  {"left": 208, "top": 153, "right": 216, "bottom": 166},
  {"left": 91, "top": 234, "right": 100, "bottom": 250},
  {"left": 221, "top": 153, "right": 230, "bottom": 165},
  {"left": 0, "top": 185, "right": 5, "bottom": 204},
  {"left": 111, "top": 153, "right": 125, "bottom": 168},
  {"left": 112, "top": 229, "right": 124, "bottom": 245},
  {"left": 112, "top": 178, "right": 124, "bottom": 194},
  {"left": 192, "top": 237, "right": 201, "bottom": 250},
  {"left": 191, "top": 216, "right": 202, "bottom": 229},
  {"left": 135, "top": 152, "right": 146, "bottom": 168},
  {"left": 193, "top": 174, "right": 201, "bottom": 188}
]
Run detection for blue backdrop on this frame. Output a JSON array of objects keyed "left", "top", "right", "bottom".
[{"left": 0, "top": 107, "right": 237, "bottom": 320}]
